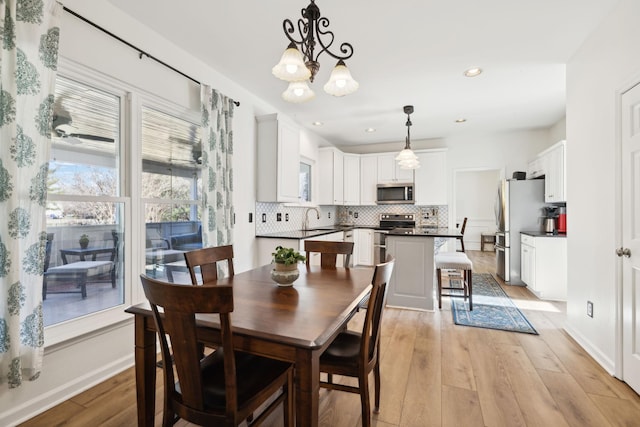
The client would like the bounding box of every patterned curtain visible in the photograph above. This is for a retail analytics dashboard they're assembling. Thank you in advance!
[200,85,234,276]
[0,0,61,389]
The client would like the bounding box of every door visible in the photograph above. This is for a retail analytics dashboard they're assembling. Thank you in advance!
[621,81,640,394]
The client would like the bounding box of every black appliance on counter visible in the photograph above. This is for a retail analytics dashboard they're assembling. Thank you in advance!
[373,213,416,264]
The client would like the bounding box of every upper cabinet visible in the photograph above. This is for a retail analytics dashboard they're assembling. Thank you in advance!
[544,141,565,203]
[360,155,378,205]
[377,153,414,183]
[343,154,361,205]
[319,147,344,205]
[256,114,301,203]
[414,149,447,205]
[528,140,565,203]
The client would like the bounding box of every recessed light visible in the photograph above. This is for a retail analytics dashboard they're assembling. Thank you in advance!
[312,121,323,126]
[365,128,376,133]
[464,67,482,77]
[455,118,467,123]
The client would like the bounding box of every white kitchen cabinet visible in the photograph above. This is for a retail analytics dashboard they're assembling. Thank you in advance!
[527,156,545,179]
[319,147,344,205]
[359,155,378,205]
[544,141,565,203]
[377,153,414,183]
[256,114,300,203]
[354,229,374,266]
[520,233,566,301]
[343,154,361,205]
[414,149,447,205]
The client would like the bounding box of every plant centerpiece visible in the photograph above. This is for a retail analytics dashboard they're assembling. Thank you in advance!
[271,246,306,286]
[79,234,90,249]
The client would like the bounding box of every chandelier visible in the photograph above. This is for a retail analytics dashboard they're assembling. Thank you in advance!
[272,0,358,103]
[396,105,420,170]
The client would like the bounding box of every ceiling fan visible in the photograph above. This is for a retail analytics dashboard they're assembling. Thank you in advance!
[51,99,115,143]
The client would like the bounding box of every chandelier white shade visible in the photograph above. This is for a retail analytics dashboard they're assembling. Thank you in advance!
[282,81,316,103]
[323,60,359,96]
[272,42,312,82]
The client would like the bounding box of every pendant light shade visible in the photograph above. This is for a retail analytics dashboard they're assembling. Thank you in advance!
[282,81,316,103]
[272,42,312,82]
[324,60,359,96]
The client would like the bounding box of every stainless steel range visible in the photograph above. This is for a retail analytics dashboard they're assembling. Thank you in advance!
[373,214,416,263]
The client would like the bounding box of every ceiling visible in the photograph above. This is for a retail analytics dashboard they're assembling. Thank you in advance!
[106,0,619,149]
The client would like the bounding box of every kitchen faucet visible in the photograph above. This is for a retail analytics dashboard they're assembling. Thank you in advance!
[302,207,320,231]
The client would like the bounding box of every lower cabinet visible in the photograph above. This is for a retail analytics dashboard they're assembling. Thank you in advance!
[257,238,299,267]
[354,229,374,266]
[520,233,567,301]
[300,232,345,266]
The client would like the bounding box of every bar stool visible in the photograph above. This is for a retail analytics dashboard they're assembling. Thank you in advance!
[435,252,473,310]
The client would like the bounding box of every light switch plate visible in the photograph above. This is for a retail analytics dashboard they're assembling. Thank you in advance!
[587,301,593,318]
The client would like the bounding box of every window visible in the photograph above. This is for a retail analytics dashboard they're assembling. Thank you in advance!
[300,161,312,202]
[46,75,125,327]
[141,105,202,284]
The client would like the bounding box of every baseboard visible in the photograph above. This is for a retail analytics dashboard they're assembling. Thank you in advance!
[563,323,616,376]
[2,354,134,426]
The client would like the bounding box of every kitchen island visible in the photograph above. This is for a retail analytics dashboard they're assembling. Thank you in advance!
[385,228,462,311]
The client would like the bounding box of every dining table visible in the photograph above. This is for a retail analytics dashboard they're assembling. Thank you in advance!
[125,263,374,427]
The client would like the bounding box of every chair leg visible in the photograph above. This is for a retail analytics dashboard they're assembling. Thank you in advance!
[283,369,294,427]
[436,268,443,309]
[359,370,371,427]
[468,269,473,311]
[373,356,381,413]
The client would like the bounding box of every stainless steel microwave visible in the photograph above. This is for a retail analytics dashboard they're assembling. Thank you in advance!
[376,183,414,204]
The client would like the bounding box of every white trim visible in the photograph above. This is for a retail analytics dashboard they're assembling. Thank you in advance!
[564,324,615,375]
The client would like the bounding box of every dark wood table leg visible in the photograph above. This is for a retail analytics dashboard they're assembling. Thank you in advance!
[134,314,157,427]
[295,349,320,427]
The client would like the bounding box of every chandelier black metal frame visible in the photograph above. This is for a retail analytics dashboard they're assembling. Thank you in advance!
[281,0,354,82]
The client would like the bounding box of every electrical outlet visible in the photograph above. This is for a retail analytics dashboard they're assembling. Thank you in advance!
[285,213,289,221]
[354,212,358,218]
[277,213,282,222]
[261,213,266,223]
[328,212,331,219]
[587,301,594,318]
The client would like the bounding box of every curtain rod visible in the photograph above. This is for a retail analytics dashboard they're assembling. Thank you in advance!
[63,6,240,107]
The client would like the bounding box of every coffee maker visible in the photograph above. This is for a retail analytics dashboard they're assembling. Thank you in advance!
[543,206,558,234]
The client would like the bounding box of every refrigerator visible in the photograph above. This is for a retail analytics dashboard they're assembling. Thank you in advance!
[495,179,546,285]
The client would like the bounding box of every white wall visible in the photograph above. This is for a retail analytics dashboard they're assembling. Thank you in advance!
[564,0,640,373]
[0,1,288,424]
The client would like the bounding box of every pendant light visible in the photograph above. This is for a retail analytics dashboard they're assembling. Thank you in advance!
[396,105,420,170]
[272,1,358,102]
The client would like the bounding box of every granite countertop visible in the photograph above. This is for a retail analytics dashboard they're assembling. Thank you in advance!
[521,230,567,238]
[256,226,461,240]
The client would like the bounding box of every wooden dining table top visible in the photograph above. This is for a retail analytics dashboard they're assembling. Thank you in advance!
[127,263,374,349]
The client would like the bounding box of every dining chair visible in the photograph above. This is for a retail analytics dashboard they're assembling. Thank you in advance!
[319,255,395,427]
[183,244,235,284]
[139,274,294,427]
[304,240,354,269]
[457,217,468,252]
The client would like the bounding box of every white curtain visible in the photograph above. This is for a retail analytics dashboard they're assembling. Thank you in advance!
[200,85,234,275]
[0,0,61,388]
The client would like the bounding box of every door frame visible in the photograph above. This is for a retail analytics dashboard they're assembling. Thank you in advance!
[451,167,505,252]
[614,74,640,380]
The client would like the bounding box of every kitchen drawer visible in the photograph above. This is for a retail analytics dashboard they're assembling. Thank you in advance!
[521,233,534,246]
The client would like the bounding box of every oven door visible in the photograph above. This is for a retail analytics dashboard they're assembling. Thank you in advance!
[373,230,388,265]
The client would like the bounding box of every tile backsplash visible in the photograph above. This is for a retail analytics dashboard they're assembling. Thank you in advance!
[255,203,448,234]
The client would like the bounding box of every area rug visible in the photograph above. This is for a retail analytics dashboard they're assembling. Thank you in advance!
[450,273,538,334]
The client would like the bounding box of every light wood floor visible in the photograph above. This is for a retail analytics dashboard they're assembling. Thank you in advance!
[20,251,640,426]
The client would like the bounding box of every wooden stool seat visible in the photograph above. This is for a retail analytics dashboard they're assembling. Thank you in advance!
[435,252,473,310]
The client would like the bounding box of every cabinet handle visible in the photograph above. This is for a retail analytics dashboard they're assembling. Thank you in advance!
[616,247,631,258]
